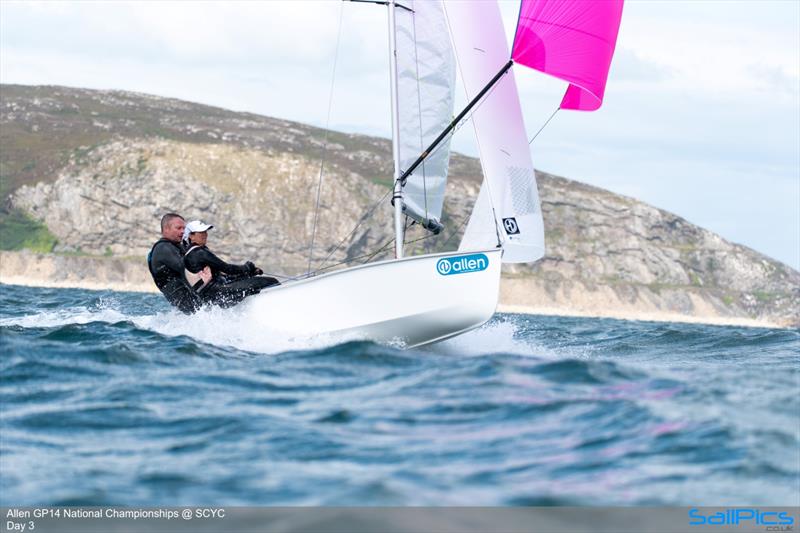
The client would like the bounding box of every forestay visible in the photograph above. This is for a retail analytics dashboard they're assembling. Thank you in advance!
[393,0,456,231]
[446,0,546,263]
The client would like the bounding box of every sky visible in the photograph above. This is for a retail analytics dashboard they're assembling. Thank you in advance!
[1,0,798,269]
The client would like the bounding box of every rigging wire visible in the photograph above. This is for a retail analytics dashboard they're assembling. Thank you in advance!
[529,106,559,145]
[437,213,471,250]
[303,5,556,280]
[276,4,559,283]
[314,188,393,272]
[276,183,471,282]
[316,225,439,275]
[311,67,506,275]
[305,5,512,278]
[306,1,345,276]
[263,223,435,281]
[311,206,472,277]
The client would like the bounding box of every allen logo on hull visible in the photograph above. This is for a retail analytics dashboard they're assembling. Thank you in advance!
[436,254,489,276]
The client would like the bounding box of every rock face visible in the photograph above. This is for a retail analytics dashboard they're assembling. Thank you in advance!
[525,175,799,324]
[12,138,393,274]
[2,84,798,327]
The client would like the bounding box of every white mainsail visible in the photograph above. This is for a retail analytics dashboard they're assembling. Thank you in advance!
[393,0,456,231]
[445,0,546,263]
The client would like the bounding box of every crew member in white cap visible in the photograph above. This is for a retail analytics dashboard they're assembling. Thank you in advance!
[182,220,279,308]
[147,212,211,314]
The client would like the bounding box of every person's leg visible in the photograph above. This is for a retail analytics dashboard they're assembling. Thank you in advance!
[206,277,279,308]
[163,280,201,314]
[250,276,280,290]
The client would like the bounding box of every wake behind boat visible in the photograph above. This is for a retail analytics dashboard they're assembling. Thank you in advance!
[228,0,623,347]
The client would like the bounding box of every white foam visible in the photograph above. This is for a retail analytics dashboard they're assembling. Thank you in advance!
[431,314,604,360]
[433,317,552,358]
[3,298,578,358]
[1,299,362,355]
[0,306,129,329]
[131,304,359,354]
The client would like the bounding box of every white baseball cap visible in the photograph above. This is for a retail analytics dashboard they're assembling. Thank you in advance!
[182,220,214,242]
[185,220,214,233]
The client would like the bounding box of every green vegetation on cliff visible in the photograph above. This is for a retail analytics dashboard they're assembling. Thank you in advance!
[0,209,57,252]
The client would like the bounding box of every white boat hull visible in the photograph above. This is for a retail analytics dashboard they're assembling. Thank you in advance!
[241,249,502,348]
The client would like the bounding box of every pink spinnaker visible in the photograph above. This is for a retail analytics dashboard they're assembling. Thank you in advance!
[512,0,624,111]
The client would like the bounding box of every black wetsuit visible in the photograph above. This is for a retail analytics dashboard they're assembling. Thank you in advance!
[183,245,279,308]
[147,238,202,314]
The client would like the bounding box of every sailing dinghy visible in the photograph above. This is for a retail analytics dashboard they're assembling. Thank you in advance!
[243,0,624,348]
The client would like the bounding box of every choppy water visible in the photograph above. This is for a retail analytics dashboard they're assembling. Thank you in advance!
[1,283,798,506]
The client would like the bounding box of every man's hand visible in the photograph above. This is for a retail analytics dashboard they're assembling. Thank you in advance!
[246,261,263,276]
[199,266,212,284]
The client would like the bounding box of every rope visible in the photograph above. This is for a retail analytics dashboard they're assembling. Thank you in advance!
[315,187,393,272]
[250,212,468,283]
[307,1,345,276]
[361,235,398,264]
[366,214,467,264]
[304,8,514,279]
[320,228,434,274]
[310,69,505,275]
[438,213,470,250]
[287,201,475,281]
[529,106,559,145]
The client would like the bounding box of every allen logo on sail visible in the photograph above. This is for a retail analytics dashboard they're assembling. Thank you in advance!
[436,254,489,276]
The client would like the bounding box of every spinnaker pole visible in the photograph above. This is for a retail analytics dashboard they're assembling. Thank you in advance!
[387,0,405,259]
[399,59,513,186]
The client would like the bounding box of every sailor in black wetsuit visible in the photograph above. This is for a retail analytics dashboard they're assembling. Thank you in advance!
[147,213,211,314]
[182,220,279,308]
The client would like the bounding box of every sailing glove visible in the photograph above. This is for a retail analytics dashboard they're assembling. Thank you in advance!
[245,261,263,276]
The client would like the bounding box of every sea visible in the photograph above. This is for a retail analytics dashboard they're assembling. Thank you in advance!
[1,283,798,507]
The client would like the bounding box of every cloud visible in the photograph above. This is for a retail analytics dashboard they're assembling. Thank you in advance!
[610,49,674,83]
[0,1,385,70]
[747,63,800,97]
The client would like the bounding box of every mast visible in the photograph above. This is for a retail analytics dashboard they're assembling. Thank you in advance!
[387,0,404,259]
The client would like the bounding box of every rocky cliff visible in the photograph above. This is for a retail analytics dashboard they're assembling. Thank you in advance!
[2,84,798,327]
